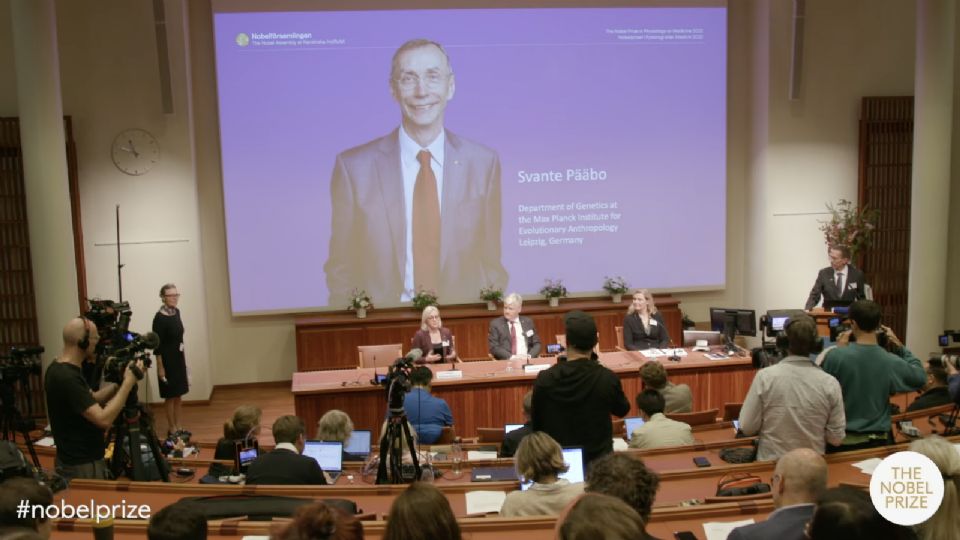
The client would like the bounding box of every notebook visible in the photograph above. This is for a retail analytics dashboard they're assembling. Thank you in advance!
[624,417,645,439]
[521,447,584,491]
[303,440,343,483]
[344,430,371,458]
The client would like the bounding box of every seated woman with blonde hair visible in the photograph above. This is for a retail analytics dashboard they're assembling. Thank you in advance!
[210,404,261,475]
[316,409,363,462]
[410,305,458,363]
[500,431,584,516]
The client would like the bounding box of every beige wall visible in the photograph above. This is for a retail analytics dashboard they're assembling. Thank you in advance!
[1,0,952,394]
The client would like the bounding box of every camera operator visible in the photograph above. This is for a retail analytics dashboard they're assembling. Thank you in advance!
[907,357,955,411]
[821,301,925,453]
[44,317,143,481]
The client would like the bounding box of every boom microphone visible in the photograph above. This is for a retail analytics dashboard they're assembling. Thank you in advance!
[405,348,424,363]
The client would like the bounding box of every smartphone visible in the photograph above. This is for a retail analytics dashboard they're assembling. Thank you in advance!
[693,456,710,468]
[732,419,740,434]
[546,343,565,354]
[234,440,260,474]
[674,532,698,540]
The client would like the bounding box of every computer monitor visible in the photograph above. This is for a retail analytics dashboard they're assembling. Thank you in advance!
[303,441,343,473]
[709,307,757,342]
[521,447,584,490]
[766,309,806,333]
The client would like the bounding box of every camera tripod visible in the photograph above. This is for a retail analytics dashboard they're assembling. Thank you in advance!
[0,380,42,471]
[107,387,169,482]
[376,378,422,484]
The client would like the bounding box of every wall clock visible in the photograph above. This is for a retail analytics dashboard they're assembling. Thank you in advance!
[111,128,160,175]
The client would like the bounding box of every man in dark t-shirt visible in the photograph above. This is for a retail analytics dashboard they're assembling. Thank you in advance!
[44,317,142,481]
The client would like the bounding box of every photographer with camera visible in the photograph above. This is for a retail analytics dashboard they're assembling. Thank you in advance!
[44,317,143,481]
[821,301,925,453]
[907,357,956,411]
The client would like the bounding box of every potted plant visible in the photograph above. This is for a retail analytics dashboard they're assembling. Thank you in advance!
[539,278,568,307]
[411,288,438,312]
[347,289,373,319]
[818,199,879,262]
[479,285,504,311]
[602,275,630,303]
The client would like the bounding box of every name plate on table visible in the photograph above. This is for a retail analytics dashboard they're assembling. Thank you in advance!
[523,364,550,374]
[436,370,463,380]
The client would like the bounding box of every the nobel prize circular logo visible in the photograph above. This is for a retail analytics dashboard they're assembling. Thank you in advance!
[236,33,250,47]
[869,451,944,525]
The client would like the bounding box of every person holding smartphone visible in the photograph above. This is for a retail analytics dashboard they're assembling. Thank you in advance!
[153,283,190,438]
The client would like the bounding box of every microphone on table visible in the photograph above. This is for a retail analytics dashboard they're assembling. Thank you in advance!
[667,339,681,362]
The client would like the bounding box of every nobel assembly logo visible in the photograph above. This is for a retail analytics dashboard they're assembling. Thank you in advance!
[236,33,250,47]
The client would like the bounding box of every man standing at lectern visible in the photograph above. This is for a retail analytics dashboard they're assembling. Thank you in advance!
[324,38,508,307]
[804,245,866,310]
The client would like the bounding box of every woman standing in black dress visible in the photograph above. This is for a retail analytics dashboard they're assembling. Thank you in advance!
[153,283,189,437]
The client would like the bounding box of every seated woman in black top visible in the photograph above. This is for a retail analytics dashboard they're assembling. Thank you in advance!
[410,306,458,363]
[210,404,261,475]
[622,289,670,351]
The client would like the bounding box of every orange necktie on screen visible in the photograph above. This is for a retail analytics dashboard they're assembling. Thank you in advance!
[413,150,440,292]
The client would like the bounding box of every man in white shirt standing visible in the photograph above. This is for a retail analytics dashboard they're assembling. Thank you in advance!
[739,315,846,461]
[488,293,542,360]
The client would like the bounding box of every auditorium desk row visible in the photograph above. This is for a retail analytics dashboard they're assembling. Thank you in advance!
[294,295,683,370]
[293,348,756,437]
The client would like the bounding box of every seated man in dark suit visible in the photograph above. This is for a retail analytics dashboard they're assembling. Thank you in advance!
[245,415,327,485]
[499,390,533,458]
[727,448,827,540]
[804,245,867,310]
[907,359,955,411]
[488,293,542,360]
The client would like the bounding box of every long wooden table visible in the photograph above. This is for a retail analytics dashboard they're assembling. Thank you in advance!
[295,295,682,370]
[293,349,756,438]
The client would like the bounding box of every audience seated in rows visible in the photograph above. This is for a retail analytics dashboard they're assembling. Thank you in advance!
[403,367,454,444]
[584,453,660,540]
[316,409,363,462]
[728,448,827,540]
[0,478,52,540]
[556,493,646,540]
[499,390,533,458]
[147,503,207,540]
[500,432,583,517]
[739,315,846,460]
[906,359,955,412]
[629,389,693,449]
[213,404,262,468]
[270,501,362,540]
[639,360,692,413]
[383,482,461,540]
[821,300,925,453]
[909,435,960,540]
[246,415,326,485]
[807,486,916,539]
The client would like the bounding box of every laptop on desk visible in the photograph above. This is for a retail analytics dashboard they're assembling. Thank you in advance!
[303,440,344,483]
[624,417,645,439]
[344,430,371,460]
[504,423,524,433]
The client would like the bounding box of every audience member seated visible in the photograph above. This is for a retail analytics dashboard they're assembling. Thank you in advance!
[270,501,362,540]
[214,404,262,463]
[500,432,584,516]
[316,409,362,462]
[402,367,454,444]
[500,390,533,458]
[638,360,692,413]
[728,448,827,540]
[909,436,960,540]
[629,389,693,449]
[585,453,660,540]
[807,486,917,539]
[739,315,845,460]
[556,493,646,540]
[383,482,462,540]
[623,289,670,351]
[147,503,207,540]
[907,359,955,412]
[947,358,960,402]
[246,415,326,485]
[488,293,542,360]
[410,306,458,363]
[821,301,925,452]
[0,478,53,540]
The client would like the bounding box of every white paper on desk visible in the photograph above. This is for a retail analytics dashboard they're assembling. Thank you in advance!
[35,437,55,447]
[852,457,883,475]
[612,438,629,451]
[467,450,498,461]
[702,519,755,540]
[640,348,665,358]
[661,348,688,357]
[465,490,507,515]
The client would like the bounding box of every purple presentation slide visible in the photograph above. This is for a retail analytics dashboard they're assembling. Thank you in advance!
[212,5,727,314]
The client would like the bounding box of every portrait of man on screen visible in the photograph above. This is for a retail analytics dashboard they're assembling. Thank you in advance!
[323,38,508,307]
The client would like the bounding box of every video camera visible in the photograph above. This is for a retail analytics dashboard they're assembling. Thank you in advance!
[84,299,156,384]
[381,350,420,413]
[938,330,960,348]
[0,347,43,384]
